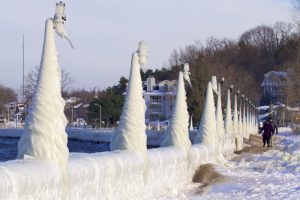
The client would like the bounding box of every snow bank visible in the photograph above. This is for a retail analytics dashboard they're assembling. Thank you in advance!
[0,144,217,199]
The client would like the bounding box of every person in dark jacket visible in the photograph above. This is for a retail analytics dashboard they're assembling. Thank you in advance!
[259,119,275,148]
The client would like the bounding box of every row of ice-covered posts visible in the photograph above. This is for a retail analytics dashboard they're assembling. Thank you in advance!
[110,41,260,160]
[193,75,259,155]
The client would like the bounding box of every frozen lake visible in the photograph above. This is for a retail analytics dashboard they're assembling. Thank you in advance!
[0,128,196,162]
[0,136,110,162]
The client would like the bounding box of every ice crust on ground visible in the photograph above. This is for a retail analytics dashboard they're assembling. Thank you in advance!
[17,19,69,175]
[194,82,217,147]
[110,43,147,162]
[161,72,191,154]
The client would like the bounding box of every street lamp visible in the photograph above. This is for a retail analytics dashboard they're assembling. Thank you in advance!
[95,103,102,129]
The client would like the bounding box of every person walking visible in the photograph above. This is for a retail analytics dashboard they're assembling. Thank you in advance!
[259,119,275,148]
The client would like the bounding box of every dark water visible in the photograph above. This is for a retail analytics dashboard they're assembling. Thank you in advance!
[0,137,110,162]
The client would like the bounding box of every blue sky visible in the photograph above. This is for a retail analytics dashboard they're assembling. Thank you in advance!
[0,0,293,92]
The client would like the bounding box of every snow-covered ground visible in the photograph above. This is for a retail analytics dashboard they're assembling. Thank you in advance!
[156,129,300,200]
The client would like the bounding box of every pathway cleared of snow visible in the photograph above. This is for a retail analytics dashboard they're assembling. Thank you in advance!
[155,129,300,200]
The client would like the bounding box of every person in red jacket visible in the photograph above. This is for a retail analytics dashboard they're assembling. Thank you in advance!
[259,119,275,148]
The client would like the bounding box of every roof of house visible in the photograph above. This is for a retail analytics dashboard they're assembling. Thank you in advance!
[261,71,287,87]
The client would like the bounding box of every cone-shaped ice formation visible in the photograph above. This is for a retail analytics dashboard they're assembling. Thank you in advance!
[225,90,233,153]
[189,114,194,131]
[161,72,191,153]
[194,82,217,150]
[110,41,147,161]
[242,103,247,139]
[17,19,69,174]
[237,97,244,150]
[246,105,250,139]
[216,84,225,155]
[233,95,238,139]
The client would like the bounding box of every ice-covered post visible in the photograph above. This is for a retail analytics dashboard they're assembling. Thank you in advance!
[252,104,256,133]
[233,91,239,150]
[189,114,193,131]
[193,82,217,154]
[110,41,148,162]
[224,86,233,154]
[161,71,191,154]
[235,90,243,151]
[245,98,250,139]
[242,95,247,139]
[17,2,71,176]
[216,82,225,157]
[238,93,244,148]
[249,101,252,134]
[254,107,258,134]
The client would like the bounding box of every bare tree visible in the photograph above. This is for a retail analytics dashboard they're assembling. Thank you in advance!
[0,84,17,115]
[24,66,75,103]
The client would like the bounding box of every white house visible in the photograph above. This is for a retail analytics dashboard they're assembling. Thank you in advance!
[143,76,177,123]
